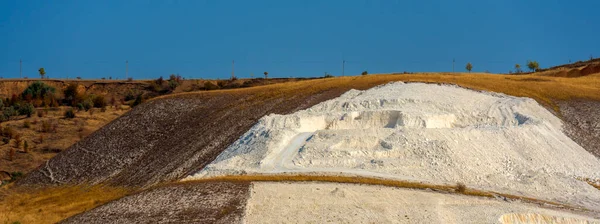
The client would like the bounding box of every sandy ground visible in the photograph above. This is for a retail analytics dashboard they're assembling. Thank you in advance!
[189,82,600,210]
[245,182,600,224]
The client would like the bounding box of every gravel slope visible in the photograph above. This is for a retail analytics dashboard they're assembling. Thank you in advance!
[18,87,351,187]
[558,100,600,157]
[62,181,251,224]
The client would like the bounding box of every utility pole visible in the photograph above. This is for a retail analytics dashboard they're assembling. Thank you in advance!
[19,59,22,78]
[231,60,235,79]
[453,58,455,73]
[342,60,345,76]
[125,60,129,79]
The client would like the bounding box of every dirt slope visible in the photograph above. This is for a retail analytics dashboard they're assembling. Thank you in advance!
[62,181,250,224]
[18,83,351,187]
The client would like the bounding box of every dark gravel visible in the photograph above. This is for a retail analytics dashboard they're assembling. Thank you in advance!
[61,181,250,224]
[18,86,352,187]
[558,100,600,158]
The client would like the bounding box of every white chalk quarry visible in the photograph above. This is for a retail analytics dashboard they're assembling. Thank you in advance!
[185,82,600,210]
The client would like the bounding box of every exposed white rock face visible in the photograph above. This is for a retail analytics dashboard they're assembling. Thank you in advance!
[186,82,600,210]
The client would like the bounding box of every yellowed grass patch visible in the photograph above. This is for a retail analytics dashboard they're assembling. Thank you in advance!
[0,185,131,224]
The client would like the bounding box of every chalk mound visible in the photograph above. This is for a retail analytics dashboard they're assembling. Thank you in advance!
[186,82,600,209]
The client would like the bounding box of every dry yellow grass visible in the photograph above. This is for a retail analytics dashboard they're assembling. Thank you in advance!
[162,73,600,113]
[0,184,131,224]
[1,106,129,176]
[185,174,577,210]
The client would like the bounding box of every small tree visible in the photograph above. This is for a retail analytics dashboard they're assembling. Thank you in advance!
[465,62,473,73]
[527,60,539,72]
[38,68,46,79]
[515,64,521,73]
[361,71,368,76]
[264,72,268,79]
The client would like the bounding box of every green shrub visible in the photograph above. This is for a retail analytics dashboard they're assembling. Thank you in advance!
[131,94,143,107]
[19,103,35,117]
[361,71,368,76]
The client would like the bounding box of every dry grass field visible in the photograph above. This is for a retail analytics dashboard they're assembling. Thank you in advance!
[1,106,129,177]
[0,185,131,224]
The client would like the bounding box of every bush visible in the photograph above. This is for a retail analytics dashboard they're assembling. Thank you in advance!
[82,98,93,111]
[2,137,9,144]
[64,108,76,118]
[204,82,220,90]
[92,95,107,108]
[361,71,368,76]
[456,182,466,193]
[19,103,35,117]
[124,91,136,101]
[63,83,79,106]
[131,94,143,107]
[21,81,56,101]
[324,73,334,78]
[37,109,44,118]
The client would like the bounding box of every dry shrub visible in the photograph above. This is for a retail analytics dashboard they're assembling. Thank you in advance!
[456,182,467,193]
[37,109,44,118]
[23,120,31,129]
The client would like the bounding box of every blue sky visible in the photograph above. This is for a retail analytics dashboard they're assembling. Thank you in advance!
[1,0,599,79]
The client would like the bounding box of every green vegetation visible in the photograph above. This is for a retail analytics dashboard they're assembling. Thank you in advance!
[527,60,540,72]
[465,62,473,72]
[38,67,46,79]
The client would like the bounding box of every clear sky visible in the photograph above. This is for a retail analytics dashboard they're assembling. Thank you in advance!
[1,0,599,79]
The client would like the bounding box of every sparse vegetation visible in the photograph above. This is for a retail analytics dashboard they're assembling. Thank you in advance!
[465,62,473,73]
[38,67,46,79]
[527,60,540,72]
[64,108,76,118]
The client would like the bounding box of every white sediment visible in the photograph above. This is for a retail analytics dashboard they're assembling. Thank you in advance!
[185,82,600,209]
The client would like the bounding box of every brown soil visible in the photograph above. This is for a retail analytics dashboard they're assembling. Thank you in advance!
[558,100,600,158]
[580,64,600,76]
[61,181,250,224]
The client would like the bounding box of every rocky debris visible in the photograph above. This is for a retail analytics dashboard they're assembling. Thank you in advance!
[558,100,600,158]
[62,181,250,224]
[18,85,353,187]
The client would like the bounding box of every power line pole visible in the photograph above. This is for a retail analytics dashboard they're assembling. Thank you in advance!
[20,59,22,78]
[125,60,129,79]
[452,58,455,73]
[231,60,235,79]
[342,60,345,76]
